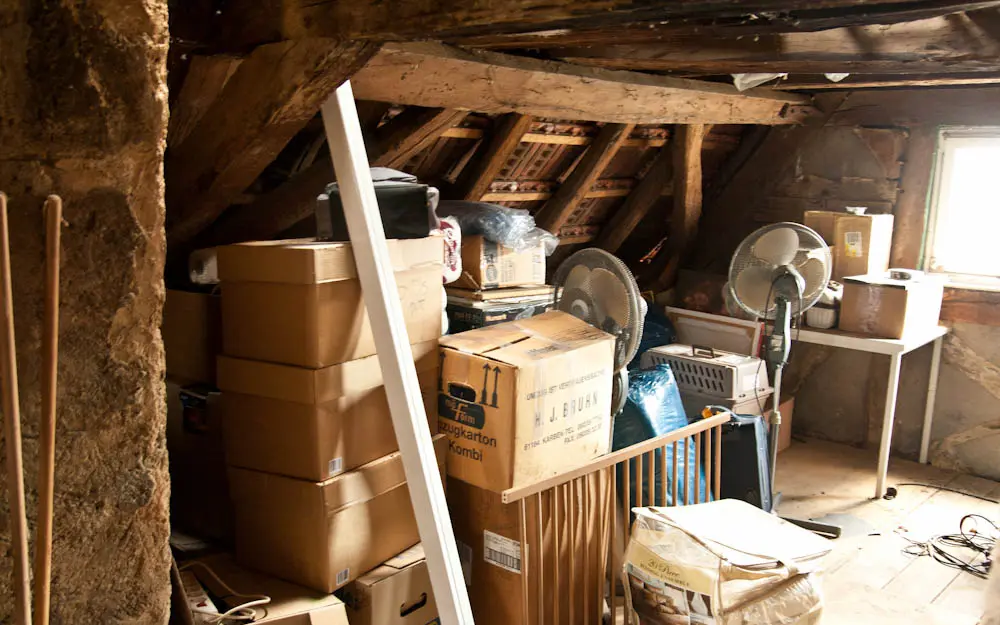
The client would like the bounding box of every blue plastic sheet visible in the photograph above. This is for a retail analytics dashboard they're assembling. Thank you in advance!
[612,364,709,507]
[627,307,677,371]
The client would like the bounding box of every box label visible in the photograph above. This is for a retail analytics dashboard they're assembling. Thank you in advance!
[438,394,487,429]
[336,568,350,587]
[328,457,343,477]
[483,530,521,574]
[844,231,863,258]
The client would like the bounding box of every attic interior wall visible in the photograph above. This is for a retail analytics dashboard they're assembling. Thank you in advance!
[683,122,1000,481]
[0,1,171,622]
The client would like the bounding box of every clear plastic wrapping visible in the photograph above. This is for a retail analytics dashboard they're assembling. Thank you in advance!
[437,201,557,255]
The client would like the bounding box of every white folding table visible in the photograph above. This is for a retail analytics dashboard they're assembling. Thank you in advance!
[792,325,949,499]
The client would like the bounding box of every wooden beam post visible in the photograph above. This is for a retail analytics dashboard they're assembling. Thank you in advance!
[320,82,474,624]
[597,146,673,253]
[372,107,469,168]
[168,55,243,147]
[166,39,377,246]
[891,125,939,268]
[535,123,634,233]
[453,113,533,200]
[659,124,708,289]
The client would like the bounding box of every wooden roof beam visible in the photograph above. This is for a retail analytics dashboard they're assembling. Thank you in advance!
[535,123,635,233]
[453,113,534,200]
[658,124,709,290]
[350,43,816,125]
[597,147,673,254]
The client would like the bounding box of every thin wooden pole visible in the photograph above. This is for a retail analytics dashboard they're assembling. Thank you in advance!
[695,431,702,504]
[601,468,612,625]
[633,457,641,510]
[320,82,473,624]
[0,192,32,625]
[582,478,590,625]
[703,430,712,503]
[520,499,530,625]
[684,437,691,505]
[645,451,654,506]
[609,462,618,622]
[714,426,722,500]
[536,492,544,625]
[671,442,678,507]
[567,483,576,625]
[659,447,668,505]
[34,195,61,625]
[623,459,631,542]
[553,487,561,625]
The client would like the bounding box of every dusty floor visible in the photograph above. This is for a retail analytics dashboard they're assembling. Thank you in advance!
[777,438,999,625]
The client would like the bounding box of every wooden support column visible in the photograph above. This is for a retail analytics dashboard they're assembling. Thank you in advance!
[454,113,533,200]
[372,107,468,168]
[597,146,672,253]
[659,124,708,289]
[535,122,634,233]
[204,105,466,245]
[166,39,377,246]
[891,125,938,268]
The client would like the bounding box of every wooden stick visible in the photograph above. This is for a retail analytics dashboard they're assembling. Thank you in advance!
[34,195,61,625]
[0,192,32,625]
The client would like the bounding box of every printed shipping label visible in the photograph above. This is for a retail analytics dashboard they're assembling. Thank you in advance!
[328,457,343,477]
[335,568,350,587]
[483,530,521,574]
[844,231,863,258]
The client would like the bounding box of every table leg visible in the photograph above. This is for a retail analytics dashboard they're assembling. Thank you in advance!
[875,353,903,499]
[919,336,944,464]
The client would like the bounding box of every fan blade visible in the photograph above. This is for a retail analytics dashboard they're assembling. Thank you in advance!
[753,227,799,266]
[591,267,630,328]
[798,256,828,297]
[733,265,777,316]
[558,287,599,324]
[563,264,592,290]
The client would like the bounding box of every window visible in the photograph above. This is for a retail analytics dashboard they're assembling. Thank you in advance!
[924,127,1000,287]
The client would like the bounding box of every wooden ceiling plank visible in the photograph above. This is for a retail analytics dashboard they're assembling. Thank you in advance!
[350,43,815,125]
[166,39,377,246]
[597,146,673,253]
[535,122,635,233]
[777,72,1000,90]
[372,107,469,168]
[168,55,243,147]
[453,113,534,200]
[659,124,709,289]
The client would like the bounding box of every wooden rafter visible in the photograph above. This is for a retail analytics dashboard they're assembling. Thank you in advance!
[168,55,243,146]
[372,107,469,168]
[776,71,1000,90]
[453,113,533,200]
[658,124,708,289]
[535,123,635,233]
[554,13,1000,75]
[202,104,469,246]
[350,43,815,125]
[821,86,1000,126]
[890,126,938,268]
[597,147,673,254]
[167,39,377,246]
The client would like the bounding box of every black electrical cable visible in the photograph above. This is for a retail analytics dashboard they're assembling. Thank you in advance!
[900,514,998,579]
[890,482,999,504]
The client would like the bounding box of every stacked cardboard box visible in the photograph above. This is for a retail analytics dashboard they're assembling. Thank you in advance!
[437,311,617,624]
[215,237,447,593]
[445,235,552,331]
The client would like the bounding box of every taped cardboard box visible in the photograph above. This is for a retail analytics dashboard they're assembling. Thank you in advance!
[218,237,443,368]
[167,381,233,543]
[218,340,439,481]
[453,235,545,290]
[832,214,893,280]
[337,544,439,625]
[447,475,607,625]
[185,554,350,624]
[164,290,221,384]
[229,435,447,593]
[839,273,944,339]
[438,311,615,492]
[802,210,837,244]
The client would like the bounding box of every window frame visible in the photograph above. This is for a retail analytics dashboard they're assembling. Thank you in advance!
[923,126,1000,290]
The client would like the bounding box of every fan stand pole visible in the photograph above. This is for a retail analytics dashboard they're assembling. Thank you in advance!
[768,364,783,498]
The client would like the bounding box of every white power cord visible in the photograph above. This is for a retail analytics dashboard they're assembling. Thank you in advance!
[179,561,271,623]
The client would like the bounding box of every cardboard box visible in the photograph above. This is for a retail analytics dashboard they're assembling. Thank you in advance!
[803,210,838,244]
[446,296,553,333]
[338,544,439,625]
[453,236,545,290]
[218,341,440,481]
[218,237,443,368]
[167,380,233,543]
[187,554,350,624]
[832,214,894,280]
[438,311,614,492]
[447,476,605,625]
[228,435,448,593]
[839,273,944,339]
[164,290,221,384]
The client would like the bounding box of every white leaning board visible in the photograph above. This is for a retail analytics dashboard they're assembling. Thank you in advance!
[321,82,474,625]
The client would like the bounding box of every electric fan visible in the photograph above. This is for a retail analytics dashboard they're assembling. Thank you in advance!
[552,249,646,416]
[728,223,837,533]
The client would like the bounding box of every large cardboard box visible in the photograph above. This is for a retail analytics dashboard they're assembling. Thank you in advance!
[218,237,443,368]
[446,296,553,333]
[447,476,606,625]
[803,210,837,244]
[228,436,448,593]
[338,544,439,625]
[186,554,350,624]
[832,214,894,280]
[218,340,439,481]
[166,380,233,543]
[453,236,545,290]
[438,311,614,492]
[164,290,222,384]
[839,273,944,339]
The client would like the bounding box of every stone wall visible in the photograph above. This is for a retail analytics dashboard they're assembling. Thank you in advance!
[0,1,171,622]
